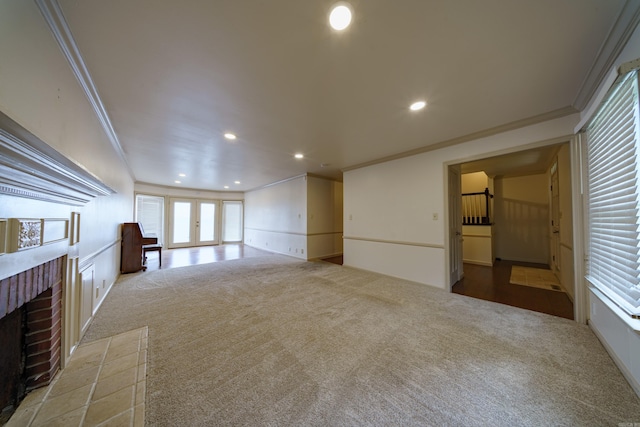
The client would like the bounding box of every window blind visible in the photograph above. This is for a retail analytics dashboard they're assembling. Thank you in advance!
[585,70,640,317]
[135,194,165,245]
[222,201,243,242]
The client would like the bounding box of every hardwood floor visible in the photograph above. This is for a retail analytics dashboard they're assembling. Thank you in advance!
[322,255,344,265]
[452,260,574,319]
[142,244,273,272]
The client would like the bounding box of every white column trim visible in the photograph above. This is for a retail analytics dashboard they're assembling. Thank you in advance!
[0,112,115,205]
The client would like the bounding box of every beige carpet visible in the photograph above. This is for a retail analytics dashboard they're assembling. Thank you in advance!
[82,255,640,426]
[510,266,564,292]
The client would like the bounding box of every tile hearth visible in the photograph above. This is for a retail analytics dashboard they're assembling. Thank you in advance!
[7,327,148,427]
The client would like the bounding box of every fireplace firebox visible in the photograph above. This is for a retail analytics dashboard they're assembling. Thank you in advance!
[0,257,64,420]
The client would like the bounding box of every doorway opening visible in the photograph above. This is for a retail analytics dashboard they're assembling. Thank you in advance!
[448,142,575,318]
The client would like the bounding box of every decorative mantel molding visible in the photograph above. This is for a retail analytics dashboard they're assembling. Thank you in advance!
[0,111,115,205]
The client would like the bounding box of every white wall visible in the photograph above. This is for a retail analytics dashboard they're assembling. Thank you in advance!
[493,173,549,264]
[589,289,640,396]
[244,176,308,258]
[0,0,134,351]
[344,114,576,289]
[462,225,493,266]
[461,172,489,193]
[244,175,343,260]
[0,1,134,253]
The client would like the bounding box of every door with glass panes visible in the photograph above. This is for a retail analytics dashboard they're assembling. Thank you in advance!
[168,198,219,248]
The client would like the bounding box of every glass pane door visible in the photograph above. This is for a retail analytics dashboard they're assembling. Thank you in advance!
[169,198,220,248]
[169,199,195,248]
[197,201,218,246]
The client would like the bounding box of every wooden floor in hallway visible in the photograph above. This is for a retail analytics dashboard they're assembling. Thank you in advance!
[452,260,574,320]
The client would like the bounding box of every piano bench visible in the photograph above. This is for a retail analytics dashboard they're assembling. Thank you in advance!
[142,244,162,267]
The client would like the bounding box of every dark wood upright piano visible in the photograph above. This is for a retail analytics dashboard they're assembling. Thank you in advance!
[121,222,159,273]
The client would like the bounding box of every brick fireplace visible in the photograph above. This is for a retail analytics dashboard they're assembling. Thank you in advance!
[0,106,115,420]
[0,256,64,416]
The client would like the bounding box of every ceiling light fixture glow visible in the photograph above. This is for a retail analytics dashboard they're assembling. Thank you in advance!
[224,133,237,140]
[175,180,181,184]
[224,185,229,189]
[295,153,304,159]
[178,173,186,177]
[329,3,352,31]
[410,100,427,111]
[234,181,241,184]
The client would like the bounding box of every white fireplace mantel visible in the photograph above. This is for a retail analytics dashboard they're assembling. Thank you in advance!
[0,111,115,206]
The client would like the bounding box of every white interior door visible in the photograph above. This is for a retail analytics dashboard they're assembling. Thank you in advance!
[550,159,560,273]
[449,165,463,286]
[169,198,219,248]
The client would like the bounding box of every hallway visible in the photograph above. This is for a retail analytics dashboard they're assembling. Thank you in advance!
[452,260,574,319]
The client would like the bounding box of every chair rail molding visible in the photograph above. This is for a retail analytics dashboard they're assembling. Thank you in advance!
[0,111,115,205]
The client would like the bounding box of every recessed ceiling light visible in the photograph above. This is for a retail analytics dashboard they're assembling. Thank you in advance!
[234,181,241,184]
[175,180,181,184]
[410,100,427,111]
[224,185,229,189]
[295,153,304,159]
[224,133,237,140]
[178,173,186,177]
[329,3,352,31]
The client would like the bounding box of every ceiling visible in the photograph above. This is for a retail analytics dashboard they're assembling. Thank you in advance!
[460,144,562,178]
[55,0,629,191]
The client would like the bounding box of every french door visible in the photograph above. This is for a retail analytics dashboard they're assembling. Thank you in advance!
[168,198,219,248]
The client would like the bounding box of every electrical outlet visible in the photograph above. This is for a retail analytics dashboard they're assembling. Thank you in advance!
[432,213,438,220]
[349,214,353,220]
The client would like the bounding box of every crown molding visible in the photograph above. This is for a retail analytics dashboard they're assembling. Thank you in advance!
[343,106,577,173]
[0,111,115,205]
[34,0,135,180]
[573,0,640,111]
